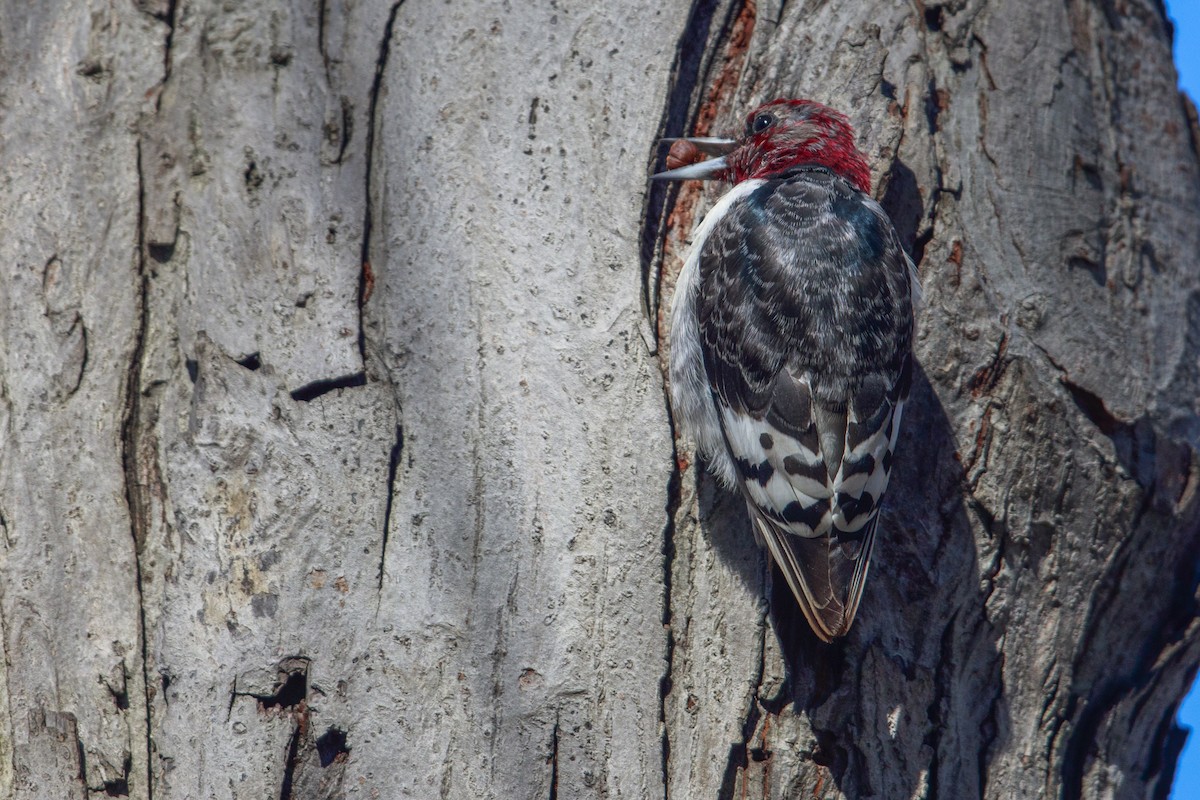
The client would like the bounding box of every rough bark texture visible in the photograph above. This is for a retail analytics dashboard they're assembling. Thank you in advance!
[0,1,1196,799]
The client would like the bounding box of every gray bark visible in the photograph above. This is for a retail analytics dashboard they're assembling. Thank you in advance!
[0,1,1196,799]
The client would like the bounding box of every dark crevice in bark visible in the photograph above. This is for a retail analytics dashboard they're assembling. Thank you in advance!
[717,619,768,800]
[72,724,88,793]
[102,756,132,797]
[924,611,957,800]
[162,0,178,74]
[229,659,309,704]
[358,1,405,363]
[317,0,329,74]
[124,139,156,800]
[253,669,309,712]
[638,0,732,345]
[658,430,682,798]
[1060,376,1124,436]
[336,98,354,167]
[378,425,404,590]
[226,680,238,722]
[963,402,995,489]
[138,0,178,103]
[235,352,262,371]
[924,77,944,134]
[968,331,1010,398]
[146,242,175,263]
[1032,338,1163,490]
[289,372,367,402]
[1072,489,1155,670]
[1061,510,1200,799]
[278,722,302,800]
[107,673,130,712]
[124,8,180,791]
[546,717,560,800]
[910,223,935,273]
[717,698,761,800]
[642,3,753,788]
[810,726,849,779]
[773,0,791,26]
[924,5,944,32]
[976,653,1004,799]
[70,318,89,401]
[980,499,1005,600]
[1057,373,1159,490]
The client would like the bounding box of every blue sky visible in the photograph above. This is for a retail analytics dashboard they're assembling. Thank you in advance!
[1169,0,1200,104]
[1165,3,1198,797]
[1179,682,1200,800]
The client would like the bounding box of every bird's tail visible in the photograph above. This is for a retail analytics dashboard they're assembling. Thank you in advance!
[750,508,878,642]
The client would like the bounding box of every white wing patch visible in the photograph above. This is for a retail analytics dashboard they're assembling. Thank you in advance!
[719,388,901,542]
[720,406,831,537]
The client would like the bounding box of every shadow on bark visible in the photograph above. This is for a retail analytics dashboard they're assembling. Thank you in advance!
[703,359,1004,799]
[788,361,997,800]
[695,471,765,590]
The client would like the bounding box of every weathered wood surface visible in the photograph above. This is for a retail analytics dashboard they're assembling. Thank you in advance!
[0,0,1196,798]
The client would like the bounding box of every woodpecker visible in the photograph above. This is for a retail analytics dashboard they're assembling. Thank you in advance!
[654,99,916,642]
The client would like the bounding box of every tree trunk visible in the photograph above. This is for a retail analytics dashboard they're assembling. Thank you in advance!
[0,0,1196,798]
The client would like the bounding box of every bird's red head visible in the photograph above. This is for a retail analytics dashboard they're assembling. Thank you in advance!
[654,99,872,195]
[727,99,871,192]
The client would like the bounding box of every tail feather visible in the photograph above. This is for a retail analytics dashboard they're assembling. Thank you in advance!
[751,508,878,642]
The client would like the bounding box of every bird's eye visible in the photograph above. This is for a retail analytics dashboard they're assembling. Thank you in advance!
[752,113,775,134]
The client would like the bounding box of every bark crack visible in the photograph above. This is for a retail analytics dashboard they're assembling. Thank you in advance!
[317,0,329,77]
[547,717,560,800]
[122,9,180,793]
[159,0,178,86]
[976,651,1005,799]
[717,608,768,800]
[1060,559,1199,798]
[640,0,749,351]
[134,0,178,93]
[645,5,758,791]
[717,696,762,800]
[97,755,133,797]
[377,425,404,591]
[358,0,405,363]
[278,721,303,800]
[967,331,1010,399]
[1058,376,1125,437]
[123,137,156,800]
[1028,338,1160,491]
[923,611,957,800]
[658,429,681,799]
[640,0,717,321]
[288,371,367,402]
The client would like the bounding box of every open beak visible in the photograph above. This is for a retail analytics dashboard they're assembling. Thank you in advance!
[651,137,737,181]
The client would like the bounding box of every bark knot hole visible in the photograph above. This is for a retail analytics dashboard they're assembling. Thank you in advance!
[258,662,309,712]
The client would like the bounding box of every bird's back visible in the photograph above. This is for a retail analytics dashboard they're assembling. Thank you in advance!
[680,166,916,640]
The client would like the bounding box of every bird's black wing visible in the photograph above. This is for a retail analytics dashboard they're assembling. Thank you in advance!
[695,167,915,641]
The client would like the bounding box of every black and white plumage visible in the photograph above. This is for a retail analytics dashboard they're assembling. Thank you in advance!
[656,100,917,641]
